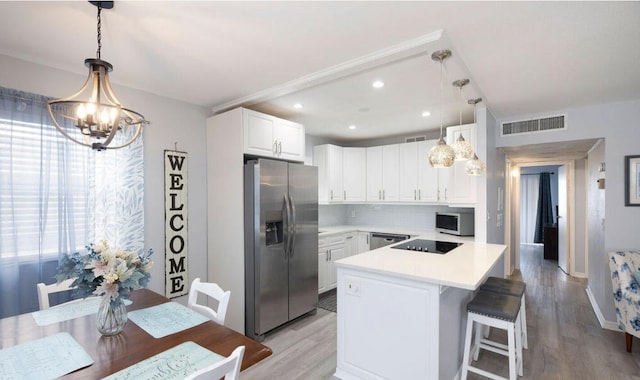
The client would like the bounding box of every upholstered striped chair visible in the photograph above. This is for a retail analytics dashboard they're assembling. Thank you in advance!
[608,250,640,352]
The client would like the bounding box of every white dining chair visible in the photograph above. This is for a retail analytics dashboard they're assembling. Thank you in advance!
[188,277,231,325]
[36,278,76,310]
[184,345,245,380]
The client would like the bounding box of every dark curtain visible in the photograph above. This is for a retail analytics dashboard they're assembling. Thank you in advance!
[534,172,554,243]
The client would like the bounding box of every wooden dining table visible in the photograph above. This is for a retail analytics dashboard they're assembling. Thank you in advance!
[0,288,272,378]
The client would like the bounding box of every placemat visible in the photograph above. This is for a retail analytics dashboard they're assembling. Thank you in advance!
[32,298,132,326]
[0,332,94,380]
[127,301,209,338]
[102,341,223,380]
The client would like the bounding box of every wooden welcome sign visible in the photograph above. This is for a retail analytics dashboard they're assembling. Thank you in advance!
[164,150,188,298]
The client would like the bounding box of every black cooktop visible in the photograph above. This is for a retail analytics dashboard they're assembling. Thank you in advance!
[390,239,462,254]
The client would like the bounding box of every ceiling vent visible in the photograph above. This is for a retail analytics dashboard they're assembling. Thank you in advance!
[501,115,566,136]
[405,135,427,143]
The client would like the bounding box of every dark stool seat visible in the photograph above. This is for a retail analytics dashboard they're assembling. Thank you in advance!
[467,290,521,322]
[480,277,525,297]
[480,277,529,350]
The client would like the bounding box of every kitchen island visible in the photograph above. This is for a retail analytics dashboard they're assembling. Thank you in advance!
[334,233,506,380]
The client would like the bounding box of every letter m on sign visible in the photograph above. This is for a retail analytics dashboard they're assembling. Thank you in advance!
[164,150,188,298]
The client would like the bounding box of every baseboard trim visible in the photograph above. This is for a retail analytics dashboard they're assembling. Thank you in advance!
[585,286,619,331]
[573,271,588,279]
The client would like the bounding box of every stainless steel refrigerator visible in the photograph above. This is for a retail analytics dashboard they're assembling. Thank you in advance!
[244,158,318,341]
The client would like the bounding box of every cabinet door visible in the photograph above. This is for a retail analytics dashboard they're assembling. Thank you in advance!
[438,167,450,203]
[343,148,366,202]
[447,124,477,205]
[357,232,370,253]
[366,147,383,201]
[314,144,343,203]
[327,245,346,289]
[399,142,419,202]
[276,119,305,162]
[381,144,400,201]
[243,110,276,157]
[344,232,357,257]
[318,250,328,293]
[417,140,439,202]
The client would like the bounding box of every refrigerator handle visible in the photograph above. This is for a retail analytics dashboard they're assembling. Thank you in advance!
[289,194,297,258]
[283,194,291,259]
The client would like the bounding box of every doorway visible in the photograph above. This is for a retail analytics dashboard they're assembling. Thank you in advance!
[506,160,575,276]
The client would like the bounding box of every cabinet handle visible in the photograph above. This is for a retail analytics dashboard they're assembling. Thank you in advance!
[278,141,282,155]
[273,141,277,154]
[383,189,386,200]
[445,188,448,200]
[414,189,417,200]
[346,236,353,239]
[328,249,331,261]
[367,235,369,244]
[418,189,421,200]
[330,190,333,200]
[344,190,346,200]
[378,189,381,200]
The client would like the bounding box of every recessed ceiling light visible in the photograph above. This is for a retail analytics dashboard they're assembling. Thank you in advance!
[293,103,303,109]
[422,111,431,117]
[372,80,384,89]
[348,125,356,130]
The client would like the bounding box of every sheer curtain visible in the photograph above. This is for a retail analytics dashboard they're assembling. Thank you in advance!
[520,174,539,245]
[0,87,144,318]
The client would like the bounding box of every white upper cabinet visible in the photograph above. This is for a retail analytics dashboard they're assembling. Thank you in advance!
[366,145,399,202]
[342,148,366,202]
[399,142,419,202]
[399,140,445,203]
[417,140,440,203]
[314,144,343,203]
[446,123,477,205]
[243,109,305,162]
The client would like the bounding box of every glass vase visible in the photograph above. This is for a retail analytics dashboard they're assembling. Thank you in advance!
[96,296,128,336]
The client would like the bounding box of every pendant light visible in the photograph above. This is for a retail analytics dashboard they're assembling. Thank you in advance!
[465,98,485,176]
[451,78,474,161]
[47,1,146,151]
[428,50,455,168]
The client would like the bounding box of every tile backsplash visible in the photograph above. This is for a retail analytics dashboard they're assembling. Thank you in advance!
[320,204,473,230]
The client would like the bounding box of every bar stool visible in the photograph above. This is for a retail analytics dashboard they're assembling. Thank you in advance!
[462,290,523,380]
[480,277,528,349]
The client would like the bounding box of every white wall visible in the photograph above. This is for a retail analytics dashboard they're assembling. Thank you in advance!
[587,141,607,322]
[0,54,210,304]
[496,99,640,322]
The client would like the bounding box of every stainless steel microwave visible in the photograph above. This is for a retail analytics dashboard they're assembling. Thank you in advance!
[436,212,475,236]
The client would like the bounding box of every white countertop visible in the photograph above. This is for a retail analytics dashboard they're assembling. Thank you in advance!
[319,225,475,241]
[335,232,506,290]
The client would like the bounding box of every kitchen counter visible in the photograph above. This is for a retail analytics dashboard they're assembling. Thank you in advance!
[319,224,476,241]
[334,237,506,380]
[335,234,505,290]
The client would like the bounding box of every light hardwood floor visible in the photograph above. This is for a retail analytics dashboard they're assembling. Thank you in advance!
[242,245,640,379]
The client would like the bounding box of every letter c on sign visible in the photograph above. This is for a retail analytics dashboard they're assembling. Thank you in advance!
[169,214,184,231]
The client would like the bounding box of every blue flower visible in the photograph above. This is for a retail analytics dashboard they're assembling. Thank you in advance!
[630,317,640,331]
[622,263,631,272]
[627,281,639,294]
[614,289,623,302]
[613,271,620,280]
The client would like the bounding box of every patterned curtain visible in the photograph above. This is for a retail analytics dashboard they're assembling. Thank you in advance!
[0,86,144,317]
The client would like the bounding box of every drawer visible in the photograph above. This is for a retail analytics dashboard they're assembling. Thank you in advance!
[319,234,345,248]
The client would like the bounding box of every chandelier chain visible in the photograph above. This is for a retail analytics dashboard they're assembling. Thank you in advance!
[439,55,443,137]
[96,3,102,59]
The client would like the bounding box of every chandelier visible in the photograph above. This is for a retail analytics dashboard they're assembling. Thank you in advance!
[451,78,474,161]
[47,1,146,151]
[465,98,486,176]
[428,50,455,168]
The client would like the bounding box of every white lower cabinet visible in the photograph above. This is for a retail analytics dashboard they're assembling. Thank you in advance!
[357,232,370,253]
[318,234,346,293]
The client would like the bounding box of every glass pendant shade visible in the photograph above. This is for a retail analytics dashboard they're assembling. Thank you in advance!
[452,134,474,161]
[465,153,486,175]
[429,137,456,168]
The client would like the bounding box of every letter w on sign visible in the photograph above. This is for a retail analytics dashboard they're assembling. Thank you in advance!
[165,150,188,298]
